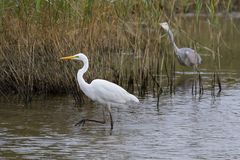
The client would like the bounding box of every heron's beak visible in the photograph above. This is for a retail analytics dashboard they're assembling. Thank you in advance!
[60,55,76,60]
[159,22,168,28]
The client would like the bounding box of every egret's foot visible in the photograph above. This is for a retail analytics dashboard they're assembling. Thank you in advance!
[74,119,106,127]
[75,119,86,127]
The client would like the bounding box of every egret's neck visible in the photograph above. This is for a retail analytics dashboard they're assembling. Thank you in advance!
[77,58,90,95]
[167,29,179,53]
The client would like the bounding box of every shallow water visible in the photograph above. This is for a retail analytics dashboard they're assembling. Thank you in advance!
[1,18,240,159]
[0,80,240,159]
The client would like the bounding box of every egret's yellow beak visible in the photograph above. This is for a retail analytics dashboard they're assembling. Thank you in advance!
[60,55,76,60]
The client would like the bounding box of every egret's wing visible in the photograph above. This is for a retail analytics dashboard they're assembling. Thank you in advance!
[90,79,132,104]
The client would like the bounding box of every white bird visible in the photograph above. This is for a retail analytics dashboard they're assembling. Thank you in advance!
[61,53,139,130]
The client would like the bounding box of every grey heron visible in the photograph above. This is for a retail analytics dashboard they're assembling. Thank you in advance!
[160,22,202,70]
[160,22,203,93]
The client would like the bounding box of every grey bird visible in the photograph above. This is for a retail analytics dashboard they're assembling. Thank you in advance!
[160,22,202,70]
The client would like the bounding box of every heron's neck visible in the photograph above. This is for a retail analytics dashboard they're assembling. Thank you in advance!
[167,29,179,53]
[77,58,90,94]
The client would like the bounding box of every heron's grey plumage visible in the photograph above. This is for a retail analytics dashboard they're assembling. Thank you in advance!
[160,22,202,68]
[177,48,202,67]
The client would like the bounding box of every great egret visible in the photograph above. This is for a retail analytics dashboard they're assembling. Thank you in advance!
[160,22,202,69]
[61,53,139,130]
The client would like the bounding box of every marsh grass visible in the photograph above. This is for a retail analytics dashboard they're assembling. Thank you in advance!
[0,0,237,103]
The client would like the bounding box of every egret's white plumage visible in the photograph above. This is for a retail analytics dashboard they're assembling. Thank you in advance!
[61,53,139,130]
[86,79,139,104]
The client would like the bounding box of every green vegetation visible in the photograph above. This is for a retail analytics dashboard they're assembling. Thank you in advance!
[0,0,238,103]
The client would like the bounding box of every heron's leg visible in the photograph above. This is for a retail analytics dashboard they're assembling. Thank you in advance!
[191,68,195,95]
[107,105,114,130]
[192,66,197,95]
[191,66,195,95]
[196,67,203,94]
[198,72,203,94]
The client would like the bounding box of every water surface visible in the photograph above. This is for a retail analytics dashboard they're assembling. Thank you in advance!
[0,81,240,160]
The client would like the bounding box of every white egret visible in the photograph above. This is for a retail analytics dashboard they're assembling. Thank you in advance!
[61,53,139,130]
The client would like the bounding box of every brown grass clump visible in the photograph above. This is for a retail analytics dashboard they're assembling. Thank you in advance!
[1,0,234,102]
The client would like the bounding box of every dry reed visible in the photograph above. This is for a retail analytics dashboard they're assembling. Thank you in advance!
[0,0,236,103]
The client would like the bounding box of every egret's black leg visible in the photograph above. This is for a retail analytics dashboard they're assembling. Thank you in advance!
[107,105,114,130]
[109,111,113,130]
[102,107,106,122]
